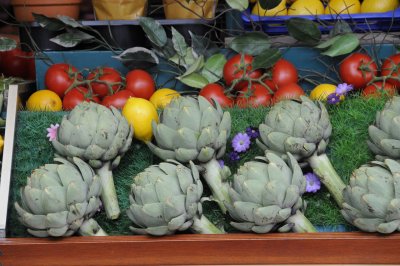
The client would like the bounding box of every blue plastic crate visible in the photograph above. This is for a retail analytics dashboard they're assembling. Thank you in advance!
[241,8,400,35]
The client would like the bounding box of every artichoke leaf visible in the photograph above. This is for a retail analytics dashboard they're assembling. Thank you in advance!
[131,204,165,227]
[233,201,260,222]
[276,208,292,223]
[42,186,68,213]
[253,205,281,225]
[366,171,394,198]
[138,184,159,205]
[168,214,187,231]
[241,179,263,203]
[378,109,397,134]
[162,107,181,131]
[175,148,198,162]
[72,157,96,185]
[362,194,390,218]
[197,146,215,162]
[380,139,400,158]
[283,185,301,208]
[145,226,172,236]
[177,104,202,132]
[284,137,316,158]
[27,229,50,238]
[354,217,384,232]
[23,187,45,214]
[163,195,186,221]
[200,107,221,129]
[57,119,75,144]
[57,164,83,186]
[185,184,201,213]
[174,127,198,150]
[368,125,390,147]
[146,141,176,161]
[66,180,88,205]
[230,221,254,232]
[386,198,400,221]
[176,164,195,192]
[197,126,217,149]
[377,220,400,234]
[46,211,68,228]
[264,132,291,154]
[251,224,276,233]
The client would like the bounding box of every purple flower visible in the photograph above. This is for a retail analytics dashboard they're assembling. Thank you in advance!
[229,151,240,162]
[245,126,259,139]
[218,159,225,168]
[327,93,341,105]
[46,123,59,141]
[335,83,353,95]
[305,172,321,193]
[232,132,251,153]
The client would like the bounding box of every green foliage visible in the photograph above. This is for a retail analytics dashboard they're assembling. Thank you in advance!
[286,18,322,46]
[7,95,389,236]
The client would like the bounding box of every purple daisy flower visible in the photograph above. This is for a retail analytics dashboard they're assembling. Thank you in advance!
[305,172,321,193]
[327,93,341,105]
[218,159,225,168]
[245,126,260,139]
[229,151,240,162]
[336,83,353,95]
[232,132,251,153]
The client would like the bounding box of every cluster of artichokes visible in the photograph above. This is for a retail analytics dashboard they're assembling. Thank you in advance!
[16,90,400,237]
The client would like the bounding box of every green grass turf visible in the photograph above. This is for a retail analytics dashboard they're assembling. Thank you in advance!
[6,95,388,237]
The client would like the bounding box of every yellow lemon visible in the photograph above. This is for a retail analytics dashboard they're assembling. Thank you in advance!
[149,88,180,110]
[26,90,62,111]
[122,97,159,142]
[0,135,3,154]
[361,0,399,13]
[251,0,287,16]
[309,84,344,101]
[288,0,325,15]
[325,0,361,15]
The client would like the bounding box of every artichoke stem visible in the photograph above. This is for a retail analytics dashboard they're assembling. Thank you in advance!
[96,161,120,220]
[191,215,225,234]
[79,218,108,236]
[308,153,345,207]
[287,211,317,233]
[201,159,231,214]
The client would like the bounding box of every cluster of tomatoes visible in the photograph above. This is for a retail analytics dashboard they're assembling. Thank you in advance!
[44,63,156,110]
[339,52,400,97]
[199,54,305,108]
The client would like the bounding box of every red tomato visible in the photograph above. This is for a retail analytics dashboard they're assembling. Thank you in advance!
[125,69,156,100]
[45,63,82,98]
[235,83,272,108]
[381,54,400,88]
[262,79,279,92]
[101,90,135,109]
[263,59,298,90]
[63,87,100,110]
[339,53,377,89]
[223,54,262,90]
[362,82,396,98]
[0,48,35,80]
[87,67,123,98]
[199,83,234,108]
[272,83,305,104]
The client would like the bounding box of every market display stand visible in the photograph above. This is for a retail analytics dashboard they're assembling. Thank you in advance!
[1,233,400,265]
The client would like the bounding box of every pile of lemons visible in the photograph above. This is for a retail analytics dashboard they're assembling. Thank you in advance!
[251,0,399,16]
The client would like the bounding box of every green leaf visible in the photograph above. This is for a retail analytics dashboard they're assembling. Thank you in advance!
[252,48,282,70]
[57,15,83,28]
[189,31,219,58]
[330,20,353,37]
[171,27,188,57]
[0,37,17,51]
[139,17,167,48]
[177,73,209,89]
[315,35,342,49]
[169,47,197,68]
[228,32,271,56]
[258,0,282,10]
[113,47,159,68]
[286,18,321,45]
[226,0,249,11]
[182,55,204,77]
[49,30,94,48]
[201,54,227,83]
[33,13,65,31]
[321,34,360,57]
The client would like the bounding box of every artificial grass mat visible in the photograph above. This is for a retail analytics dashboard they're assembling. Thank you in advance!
[6,95,388,237]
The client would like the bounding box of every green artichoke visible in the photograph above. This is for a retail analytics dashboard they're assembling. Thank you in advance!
[226,152,316,233]
[367,96,400,161]
[341,159,400,234]
[52,101,133,219]
[14,157,107,237]
[257,96,345,206]
[127,160,223,236]
[146,96,232,213]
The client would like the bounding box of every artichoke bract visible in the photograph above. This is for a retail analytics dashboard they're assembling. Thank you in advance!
[14,157,107,237]
[146,96,232,213]
[127,160,223,236]
[368,96,400,161]
[342,159,400,234]
[257,96,345,206]
[52,102,133,219]
[226,152,316,233]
